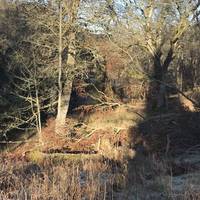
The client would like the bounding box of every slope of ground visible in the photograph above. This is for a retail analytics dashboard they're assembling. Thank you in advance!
[1,100,200,199]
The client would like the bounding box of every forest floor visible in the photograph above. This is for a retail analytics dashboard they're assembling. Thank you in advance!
[1,101,200,199]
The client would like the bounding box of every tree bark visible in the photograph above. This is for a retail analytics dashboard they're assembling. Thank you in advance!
[55,2,64,134]
[56,80,73,134]
[55,29,75,134]
[55,0,80,134]
[148,48,174,111]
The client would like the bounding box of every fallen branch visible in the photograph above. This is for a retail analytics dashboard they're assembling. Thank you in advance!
[155,79,200,109]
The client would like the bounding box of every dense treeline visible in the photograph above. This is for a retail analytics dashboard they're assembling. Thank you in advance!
[0,0,200,141]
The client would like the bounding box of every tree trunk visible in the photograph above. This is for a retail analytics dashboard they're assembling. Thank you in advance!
[55,2,64,134]
[147,47,174,111]
[147,56,164,110]
[55,0,80,134]
[56,80,73,134]
[55,31,75,134]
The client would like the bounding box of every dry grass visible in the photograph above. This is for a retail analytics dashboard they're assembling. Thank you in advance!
[98,138,136,161]
[0,156,121,200]
[1,151,200,200]
[118,154,200,200]
[85,106,141,131]
[1,105,200,200]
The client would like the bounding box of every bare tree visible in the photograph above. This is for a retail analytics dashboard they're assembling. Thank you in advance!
[18,0,82,134]
[95,0,200,110]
